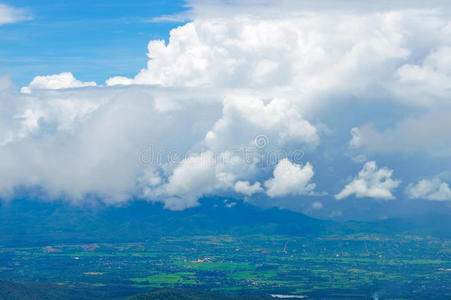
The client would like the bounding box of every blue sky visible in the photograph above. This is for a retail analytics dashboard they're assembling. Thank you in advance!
[0,0,187,86]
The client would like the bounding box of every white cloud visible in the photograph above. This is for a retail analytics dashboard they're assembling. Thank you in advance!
[104,6,451,120]
[158,152,217,209]
[264,159,315,198]
[0,86,222,205]
[107,11,411,100]
[142,150,258,210]
[0,4,31,26]
[2,79,319,209]
[393,46,451,106]
[105,76,133,86]
[3,1,451,213]
[406,177,451,201]
[234,181,263,196]
[21,72,96,94]
[335,161,401,200]
[205,95,318,151]
[311,201,323,210]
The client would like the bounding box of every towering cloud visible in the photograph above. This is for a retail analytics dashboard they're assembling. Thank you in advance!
[107,11,411,99]
[0,0,450,215]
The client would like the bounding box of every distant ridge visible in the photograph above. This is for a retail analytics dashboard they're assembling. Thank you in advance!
[0,196,449,246]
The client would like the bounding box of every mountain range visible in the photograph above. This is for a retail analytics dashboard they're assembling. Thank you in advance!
[0,196,449,247]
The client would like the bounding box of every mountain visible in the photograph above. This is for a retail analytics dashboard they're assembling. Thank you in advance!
[0,196,327,246]
[0,196,449,247]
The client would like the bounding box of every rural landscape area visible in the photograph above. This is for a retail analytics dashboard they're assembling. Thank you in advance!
[1,0,451,298]
[0,198,450,299]
[1,234,451,299]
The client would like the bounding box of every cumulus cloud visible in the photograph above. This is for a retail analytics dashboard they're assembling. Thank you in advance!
[406,177,451,201]
[264,159,315,198]
[21,72,97,94]
[234,181,263,196]
[0,3,31,25]
[156,152,217,209]
[393,46,451,106]
[105,76,133,86]
[205,95,318,152]
[335,161,401,200]
[148,150,259,209]
[3,1,451,213]
[107,11,411,100]
[0,86,221,204]
[105,3,451,123]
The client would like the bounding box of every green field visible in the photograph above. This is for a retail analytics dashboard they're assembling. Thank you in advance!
[0,233,450,299]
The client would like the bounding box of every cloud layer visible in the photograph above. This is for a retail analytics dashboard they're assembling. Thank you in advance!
[1,0,451,216]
